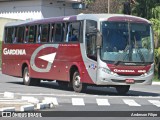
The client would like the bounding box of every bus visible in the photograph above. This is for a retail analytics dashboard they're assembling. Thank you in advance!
[2,14,154,94]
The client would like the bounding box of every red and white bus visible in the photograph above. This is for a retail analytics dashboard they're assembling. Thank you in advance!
[2,14,154,94]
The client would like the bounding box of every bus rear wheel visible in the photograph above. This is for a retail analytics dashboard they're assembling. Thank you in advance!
[23,67,40,86]
[116,85,130,95]
[72,71,86,93]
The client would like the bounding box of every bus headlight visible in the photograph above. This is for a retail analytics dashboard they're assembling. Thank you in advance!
[142,65,154,76]
[102,68,111,74]
[146,66,154,75]
[102,68,117,76]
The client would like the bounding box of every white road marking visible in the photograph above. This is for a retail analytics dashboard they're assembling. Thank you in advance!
[72,98,85,106]
[21,96,39,104]
[96,99,110,106]
[0,99,27,102]
[123,99,141,106]
[1,92,160,99]
[43,97,59,106]
[148,100,160,107]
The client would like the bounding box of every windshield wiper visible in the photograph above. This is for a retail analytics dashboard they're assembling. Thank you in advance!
[113,60,123,66]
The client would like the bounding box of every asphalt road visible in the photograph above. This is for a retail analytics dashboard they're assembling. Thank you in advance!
[0,72,160,120]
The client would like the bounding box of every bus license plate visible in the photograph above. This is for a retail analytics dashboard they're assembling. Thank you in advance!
[125,79,135,84]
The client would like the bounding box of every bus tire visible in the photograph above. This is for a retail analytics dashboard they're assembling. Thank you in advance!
[72,71,86,93]
[23,67,40,86]
[116,85,130,95]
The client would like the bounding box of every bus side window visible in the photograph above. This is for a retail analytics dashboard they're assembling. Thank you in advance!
[66,22,80,42]
[51,24,55,42]
[5,27,14,43]
[13,27,17,43]
[24,26,29,43]
[17,27,25,43]
[85,20,97,61]
[41,24,50,43]
[28,26,36,43]
[55,23,65,42]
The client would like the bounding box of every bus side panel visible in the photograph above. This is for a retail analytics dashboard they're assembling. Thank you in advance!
[2,43,94,84]
[2,44,42,77]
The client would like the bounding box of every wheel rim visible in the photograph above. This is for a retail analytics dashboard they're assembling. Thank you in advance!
[24,70,29,83]
[74,75,81,88]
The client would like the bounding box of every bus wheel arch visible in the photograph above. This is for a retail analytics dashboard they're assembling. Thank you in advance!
[70,65,86,93]
[22,63,28,77]
[22,64,40,86]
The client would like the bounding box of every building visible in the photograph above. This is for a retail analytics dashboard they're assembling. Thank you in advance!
[0,0,82,41]
[0,17,20,41]
[0,0,82,20]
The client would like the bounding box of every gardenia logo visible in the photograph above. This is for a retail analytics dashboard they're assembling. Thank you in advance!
[3,48,26,55]
[114,69,135,73]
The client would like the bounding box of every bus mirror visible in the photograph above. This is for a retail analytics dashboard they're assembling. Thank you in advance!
[96,31,102,48]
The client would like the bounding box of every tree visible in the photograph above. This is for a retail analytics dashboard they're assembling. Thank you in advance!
[132,0,160,19]
[79,0,123,14]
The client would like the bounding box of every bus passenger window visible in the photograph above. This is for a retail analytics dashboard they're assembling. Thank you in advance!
[41,24,50,43]
[28,26,36,43]
[55,23,64,42]
[51,24,55,42]
[24,27,29,43]
[17,27,25,43]
[13,27,17,43]
[5,27,14,43]
[66,22,80,42]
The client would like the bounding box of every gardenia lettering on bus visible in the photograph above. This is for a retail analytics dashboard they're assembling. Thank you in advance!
[114,69,135,73]
[3,48,26,55]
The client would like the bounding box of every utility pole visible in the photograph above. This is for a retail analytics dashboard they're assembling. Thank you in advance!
[108,0,110,13]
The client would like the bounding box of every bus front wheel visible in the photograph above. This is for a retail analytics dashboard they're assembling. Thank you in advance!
[72,71,86,93]
[115,85,130,95]
[23,67,40,86]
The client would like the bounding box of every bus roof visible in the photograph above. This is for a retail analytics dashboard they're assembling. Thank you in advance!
[5,14,150,27]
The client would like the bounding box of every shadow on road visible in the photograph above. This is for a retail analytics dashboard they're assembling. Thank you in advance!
[7,81,160,97]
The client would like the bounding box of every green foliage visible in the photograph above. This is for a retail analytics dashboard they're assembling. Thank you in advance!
[83,0,95,4]
[150,18,160,48]
[133,0,160,19]
[152,6,160,19]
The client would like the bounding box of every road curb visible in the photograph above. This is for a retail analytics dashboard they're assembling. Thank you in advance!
[20,104,34,112]
[4,92,14,99]
[36,102,50,110]
[0,107,15,112]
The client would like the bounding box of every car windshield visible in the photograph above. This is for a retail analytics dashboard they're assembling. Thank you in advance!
[100,21,154,64]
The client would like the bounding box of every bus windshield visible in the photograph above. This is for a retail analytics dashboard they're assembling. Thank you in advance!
[100,21,154,65]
